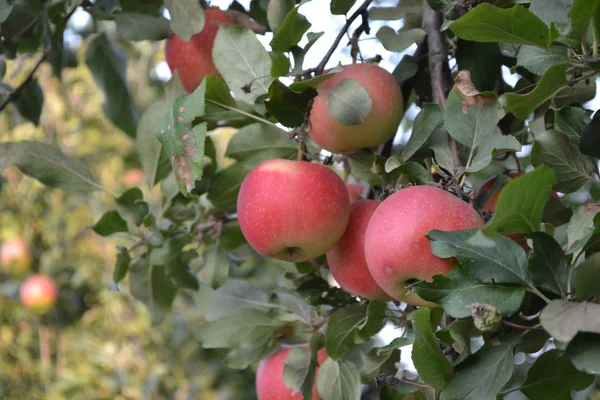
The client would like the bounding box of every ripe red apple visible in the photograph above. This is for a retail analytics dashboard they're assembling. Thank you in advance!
[0,238,32,276]
[364,186,483,306]
[256,345,328,400]
[121,168,146,187]
[327,200,391,300]
[309,63,404,154]
[20,274,58,314]
[165,8,233,92]
[237,159,350,262]
[345,183,365,202]
[477,171,559,249]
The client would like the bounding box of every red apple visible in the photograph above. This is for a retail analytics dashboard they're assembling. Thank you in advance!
[309,63,404,154]
[364,186,483,306]
[477,171,559,249]
[20,274,58,314]
[0,238,32,276]
[165,8,233,92]
[256,345,328,400]
[345,183,365,202]
[121,168,146,187]
[237,159,350,262]
[327,200,391,300]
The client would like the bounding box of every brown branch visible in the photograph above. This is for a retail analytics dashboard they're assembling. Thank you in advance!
[225,9,267,35]
[422,0,461,173]
[502,320,544,331]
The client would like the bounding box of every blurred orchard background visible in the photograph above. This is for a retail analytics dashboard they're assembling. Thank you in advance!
[1,0,600,399]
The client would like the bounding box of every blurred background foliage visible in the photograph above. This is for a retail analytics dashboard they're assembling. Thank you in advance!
[0,34,261,400]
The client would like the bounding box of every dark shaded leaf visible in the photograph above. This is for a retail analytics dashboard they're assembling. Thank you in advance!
[270,6,311,53]
[115,12,172,41]
[566,333,600,375]
[14,78,43,125]
[529,232,569,298]
[92,210,127,236]
[575,253,600,300]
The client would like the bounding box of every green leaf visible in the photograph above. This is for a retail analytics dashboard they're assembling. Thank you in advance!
[540,300,600,342]
[283,347,312,397]
[204,75,236,108]
[444,84,503,151]
[413,268,525,318]
[269,52,291,77]
[115,13,171,41]
[95,0,121,16]
[0,141,100,193]
[129,258,177,324]
[166,260,199,291]
[92,210,127,236]
[203,279,269,322]
[568,0,600,42]
[362,341,408,382]
[115,188,149,226]
[267,0,294,32]
[455,41,502,92]
[531,130,596,193]
[156,80,208,198]
[520,349,594,400]
[325,302,385,360]
[290,32,324,75]
[225,122,296,160]
[208,161,252,210]
[500,65,567,120]
[566,333,600,375]
[567,203,600,254]
[428,229,530,284]
[575,253,600,300]
[409,308,452,388]
[164,0,204,42]
[14,78,43,126]
[199,309,275,348]
[555,106,587,145]
[328,79,372,126]
[386,161,430,185]
[529,232,569,298]
[483,167,556,235]
[270,6,311,53]
[437,319,472,364]
[529,0,570,36]
[465,135,521,173]
[137,100,171,187]
[368,2,422,21]
[430,127,454,174]
[517,45,566,76]
[401,103,443,162]
[149,238,184,266]
[0,0,43,41]
[86,33,138,138]
[289,64,343,92]
[265,80,318,128]
[579,112,600,158]
[316,358,361,400]
[346,151,386,186]
[0,0,13,24]
[516,330,551,354]
[440,332,521,400]
[113,246,131,283]
[213,23,273,104]
[376,27,426,52]
[451,4,549,48]
[198,245,231,289]
[331,0,356,15]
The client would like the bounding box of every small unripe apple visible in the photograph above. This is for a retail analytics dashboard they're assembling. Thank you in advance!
[309,63,404,154]
[327,200,390,300]
[364,186,483,306]
[256,345,328,400]
[0,238,32,276]
[237,159,350,262]
[165,8,233,92]
[20,274,58,314]
[345,183,365,202]
[477,171,559,249]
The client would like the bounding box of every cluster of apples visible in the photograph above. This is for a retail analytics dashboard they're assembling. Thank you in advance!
[0,238,58,314]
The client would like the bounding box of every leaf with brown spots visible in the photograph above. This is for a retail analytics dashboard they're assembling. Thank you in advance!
[156,79,208,198]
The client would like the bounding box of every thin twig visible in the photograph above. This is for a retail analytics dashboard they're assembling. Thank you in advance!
[225,9,268,35]
[502,320,544,331]
[422,0,461,173]
[313,0,375,75]
[375,374,435,390]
